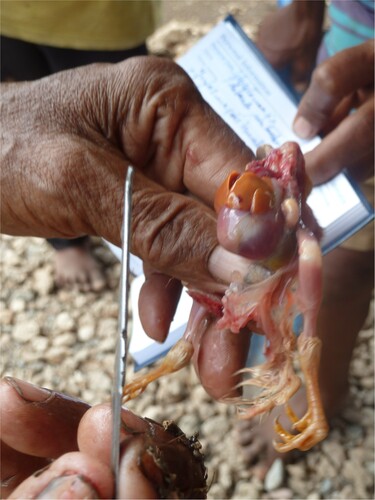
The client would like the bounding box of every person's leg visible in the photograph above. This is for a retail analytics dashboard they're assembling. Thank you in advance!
[237,245,374,476]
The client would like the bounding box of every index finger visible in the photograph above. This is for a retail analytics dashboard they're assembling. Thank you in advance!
[293,40,374,139]
[182,100,255,205]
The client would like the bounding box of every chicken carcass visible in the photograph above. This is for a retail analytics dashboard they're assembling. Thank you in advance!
[123,142,329,452]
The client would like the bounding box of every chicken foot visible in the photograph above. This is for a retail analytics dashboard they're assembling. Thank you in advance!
[123,304,208,402]
[273,336,328,451]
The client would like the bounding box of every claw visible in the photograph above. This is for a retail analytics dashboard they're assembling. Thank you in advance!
[285,403,300,426]
[274,417,294,441]
[272,336,329,452]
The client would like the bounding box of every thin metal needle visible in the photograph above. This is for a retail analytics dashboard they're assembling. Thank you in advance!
[111,166,134,497]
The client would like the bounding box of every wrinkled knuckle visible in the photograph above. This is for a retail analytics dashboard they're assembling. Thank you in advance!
[131,193,215,279]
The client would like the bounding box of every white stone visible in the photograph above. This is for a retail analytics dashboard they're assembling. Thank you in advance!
[264,458,284,491]
[77,325,95,342]
[45,346,67,363]
[53,332,76,348]
[33,267,54,296]
[268,488,293,499]
[97,318,117,339]
[232,480,261,500]
[10,298,26,313]
[31,336,49,352]
[54,312,75,332]
[13,320,40,342]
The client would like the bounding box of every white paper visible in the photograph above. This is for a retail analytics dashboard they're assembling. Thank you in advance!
[178,21,321,154]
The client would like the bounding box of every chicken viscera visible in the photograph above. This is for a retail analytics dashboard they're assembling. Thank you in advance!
[123,142,329,452]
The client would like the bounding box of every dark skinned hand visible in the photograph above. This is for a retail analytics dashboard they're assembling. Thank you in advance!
[293,40,375,184]
[1,56,254,398]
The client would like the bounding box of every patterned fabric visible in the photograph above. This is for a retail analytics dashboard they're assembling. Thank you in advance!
[318,0,374,62]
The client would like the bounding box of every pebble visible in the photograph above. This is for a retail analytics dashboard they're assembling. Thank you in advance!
[12,320,40,342]
[177,412,201,437]
[53,332,76,348]
[77,325,95,342]
[31,336,49,352]
[267,488,293,499]
[287,476,307,498]
[264,458,284,491]
[346,424,364,443]
[321,440,346,468]
[33,267,54,296]
[10,298,26,313]
[54,312,76,332]
[201,414,230,441]
[207,482,227,499]
[0,332,11,349]
[142,405,166,423]
[218,462,233,490]
[316,454,339,479]
[94,337,115,352]
[45,346,67,364]
[286,462,306,479]
[86,371,111,393]
[0,309,13,324]
[319,478,332,496]
[306,492,321,500]
[232,480,262,499]
[96,317,117,338]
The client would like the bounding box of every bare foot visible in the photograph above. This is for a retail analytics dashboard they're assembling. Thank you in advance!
[54,246,106,292]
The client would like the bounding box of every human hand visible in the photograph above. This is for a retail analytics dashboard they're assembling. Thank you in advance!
[293,40,374,184]
[1,377,207,499]
[1,56,254,397]
[257,0,324,91]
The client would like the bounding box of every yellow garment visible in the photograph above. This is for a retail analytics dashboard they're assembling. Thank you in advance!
[1,0,160,50]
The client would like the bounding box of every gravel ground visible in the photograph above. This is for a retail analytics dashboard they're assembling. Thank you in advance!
[1,1,374,499]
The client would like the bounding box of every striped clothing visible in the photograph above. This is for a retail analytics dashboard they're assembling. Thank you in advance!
[318,0,374,63]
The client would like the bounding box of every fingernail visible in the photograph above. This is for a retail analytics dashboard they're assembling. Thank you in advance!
[208,246,251,284]
[5,377,52,403]
[293,116,316,139]
[36,474,99,499]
